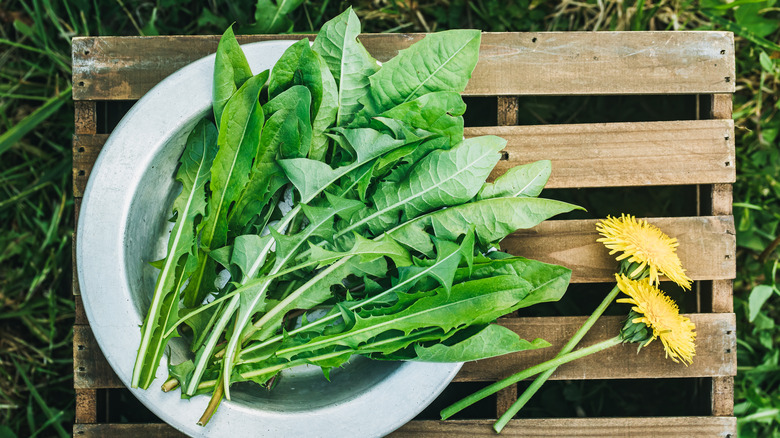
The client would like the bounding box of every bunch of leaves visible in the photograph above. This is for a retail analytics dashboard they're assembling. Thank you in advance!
[130,8,580,424]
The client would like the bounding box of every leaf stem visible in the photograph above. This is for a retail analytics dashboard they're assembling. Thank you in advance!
[493,283,621,431]
[440,335,622,422]
[197,378,224,427]
[440,284,620,421]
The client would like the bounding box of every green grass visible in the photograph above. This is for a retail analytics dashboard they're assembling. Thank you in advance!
[0,0,777,436]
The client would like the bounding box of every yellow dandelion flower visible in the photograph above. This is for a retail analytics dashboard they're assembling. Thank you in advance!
[615,274,696,365]
[596,214,692,290]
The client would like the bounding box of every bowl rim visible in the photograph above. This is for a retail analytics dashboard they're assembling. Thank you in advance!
[76,39,461,438]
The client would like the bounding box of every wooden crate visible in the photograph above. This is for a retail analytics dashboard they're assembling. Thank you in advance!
[72,32,737,437]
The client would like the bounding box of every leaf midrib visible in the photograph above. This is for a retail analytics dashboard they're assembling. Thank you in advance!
[401,35,476,106]
[336,146,495,238]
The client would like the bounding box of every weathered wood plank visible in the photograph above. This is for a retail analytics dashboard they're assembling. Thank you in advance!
[710,93,733,120]
[73,423,185,437]
[74,101,96,134]
[74,325,122,389]
[72,32,735,100]
[73,313,735,390]
[478,119,735,188]
[71,417,737,438]
[712,376,735,416]
[73,134,109,198]
[391,417,736,437]
[504,216,735,283]
[75,389,98,424]
[71,119,735,195]
[497,96,519,126]
[458,313,735,382]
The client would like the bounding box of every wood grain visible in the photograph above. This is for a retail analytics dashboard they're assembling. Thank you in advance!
[503,216,735,283]
[474,119,736,188]
[712,376,735,416]
[459,313,735,382]
[390,417,736,437]
[74,101,96,134]
[74,325,122,389]
[497,96,519,126]
[710,94,733,120]
[72,417,736,438]
[71,119,735,196]
[75,389,98,424]
[73,313,735,390]
[73,134,109,198]
[72,32,735,100]
[73,423,185,437]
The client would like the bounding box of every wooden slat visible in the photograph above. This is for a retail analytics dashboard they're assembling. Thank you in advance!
[73,134,108,198]
[712,376,735,416]
[504,216,735,283]
[391,417,736,437]
[72,417,736,437]
[75,389,98,424]
[707,92,735,418]
[74,325,122,389]
[72,32,735,100]
[476,119,735,188]
[457,313,735,382]
[73,423,185,437]
[710,94,733,120]
[73,313,735,390]
[75,101,97,134]
[71,119,734,196]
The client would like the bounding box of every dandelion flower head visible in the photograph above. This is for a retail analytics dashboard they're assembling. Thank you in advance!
[615,274,696,365]
[597,214,692,290]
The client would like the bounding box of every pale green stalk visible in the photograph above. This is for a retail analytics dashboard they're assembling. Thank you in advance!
[440,335,622,423]
[439,284,620,422]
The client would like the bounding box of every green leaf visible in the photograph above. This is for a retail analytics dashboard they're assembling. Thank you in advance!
[0,86,71,158]
[759,51,776,74]
[309,233,412,268]
[339,136,505,236]
[278,127,409,202]
[201,72,267,250]
[312,8,379,126]
[231,234,274,277]
[269,39,323,118]
[378,91,466,144]
[213,25,253,125]
[310,54,339,161]
[250,0,304,34]
[476,160,552,200]
[359,29,481,118]
[749,285,777,322]
[411,324,551,362]
[262,85,312,159]
[734,2,779,38]
[271,274,536,359]
[390,197,582,255]
[227,163,287,238]
[132,119,218,389]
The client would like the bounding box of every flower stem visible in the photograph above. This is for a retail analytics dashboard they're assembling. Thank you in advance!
[440,335,622,421]
[441,285,620,420]
[493,283,621,432]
